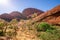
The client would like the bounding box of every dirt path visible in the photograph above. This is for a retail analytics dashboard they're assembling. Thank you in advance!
[16,22,40,40]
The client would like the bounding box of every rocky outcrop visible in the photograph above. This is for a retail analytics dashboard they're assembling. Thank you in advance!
[32,5,60,25]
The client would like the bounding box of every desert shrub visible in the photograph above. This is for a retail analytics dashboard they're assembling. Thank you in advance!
[8,25,13,29]
[0,22,6,28]
[47,29,60,37]
[36,22,53,32]
[6,25,18,36]
[31,13,37,18]
[39,29,60,40]
[0,30,5,36]
[55,30,60,38]
[0,20,8,36]
[0,22,7,32]
[10,19,18,24]
[0,22,4,27]
[6,30,16,37]
[46,29,57,34]
[39,32,60,40]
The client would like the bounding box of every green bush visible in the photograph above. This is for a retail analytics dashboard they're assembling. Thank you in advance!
[36,22,52,31]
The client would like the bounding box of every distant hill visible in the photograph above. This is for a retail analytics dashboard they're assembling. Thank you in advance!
[9,11,26,21]
[22,8,44,18]
[0,13,13,21]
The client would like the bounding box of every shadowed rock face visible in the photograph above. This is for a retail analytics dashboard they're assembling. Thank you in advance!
[22,8,44,18]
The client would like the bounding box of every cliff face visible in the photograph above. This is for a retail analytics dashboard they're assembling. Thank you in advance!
[32,5,60,25]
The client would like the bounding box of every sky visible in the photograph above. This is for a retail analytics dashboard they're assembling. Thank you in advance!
[0,0,60,14]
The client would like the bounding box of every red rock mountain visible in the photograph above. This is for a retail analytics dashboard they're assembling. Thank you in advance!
[22,8,44,18]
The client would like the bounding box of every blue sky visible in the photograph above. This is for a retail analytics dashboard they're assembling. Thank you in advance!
[0,0,60,14]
